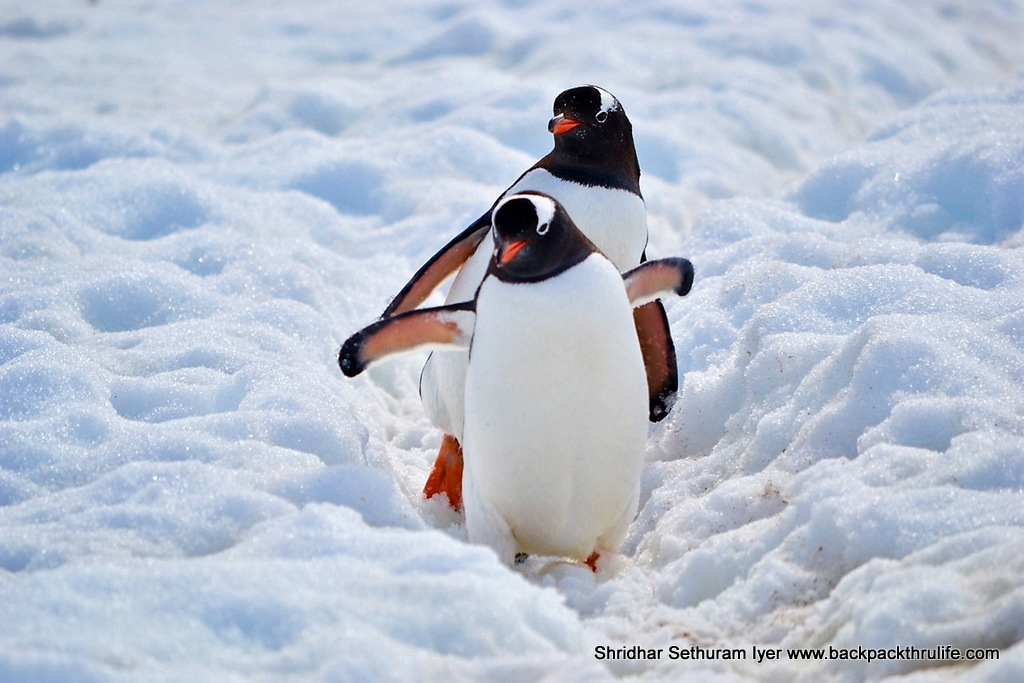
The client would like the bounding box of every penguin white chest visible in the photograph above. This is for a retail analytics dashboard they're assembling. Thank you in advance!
[506,168,648,270]
[461,255,648,562]
[420,169,647,441]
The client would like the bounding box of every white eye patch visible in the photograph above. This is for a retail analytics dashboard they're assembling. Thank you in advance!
[593,85,620,116]
[495,192,557,237]
[527,194,556,233]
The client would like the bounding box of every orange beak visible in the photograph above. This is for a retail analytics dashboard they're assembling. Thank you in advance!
[548,115,581,135]
[498,239,527,265]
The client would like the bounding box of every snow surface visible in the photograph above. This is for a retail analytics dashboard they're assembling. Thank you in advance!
[2,0,1024,680]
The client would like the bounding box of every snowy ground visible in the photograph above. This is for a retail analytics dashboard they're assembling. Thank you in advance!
[2,1,1024,680]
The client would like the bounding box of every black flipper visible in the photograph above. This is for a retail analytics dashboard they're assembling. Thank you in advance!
[381,213,491,318]
[635,301,678,422]
[624,257,694,422]
[340,302,476,377]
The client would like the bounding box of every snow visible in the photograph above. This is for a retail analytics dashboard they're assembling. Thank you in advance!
[1,0,1023,680]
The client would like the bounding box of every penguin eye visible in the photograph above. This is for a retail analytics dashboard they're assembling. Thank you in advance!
[595,110,608,123]
[536,221,550,236]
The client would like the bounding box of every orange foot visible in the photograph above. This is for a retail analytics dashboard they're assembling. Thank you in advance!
[585,551,600,572]
[423,434,464,510]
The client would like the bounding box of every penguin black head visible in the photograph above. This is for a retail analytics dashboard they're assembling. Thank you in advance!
[544,85,641,193]
[489,193,596,283]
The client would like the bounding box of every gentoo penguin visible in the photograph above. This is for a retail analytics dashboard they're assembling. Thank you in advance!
[340,192,694,570]
[380,86,678,510]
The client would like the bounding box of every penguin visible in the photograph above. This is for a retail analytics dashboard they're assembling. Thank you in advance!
[340,192,694,569]
[379,86,678,510]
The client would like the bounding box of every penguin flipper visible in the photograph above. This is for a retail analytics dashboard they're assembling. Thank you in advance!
[381,213,491,317]
[634,301,678,423]
[623,257,694,307]
[625,258,694,422]
[339,303,476,377]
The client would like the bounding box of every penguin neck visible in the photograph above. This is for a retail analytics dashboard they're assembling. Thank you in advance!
[542,135,642,196]
[489,248,593,285]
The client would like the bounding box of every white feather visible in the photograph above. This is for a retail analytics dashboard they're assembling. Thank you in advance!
[420,168,648,440]
[505,168,647,270]
[462,254,648,562]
